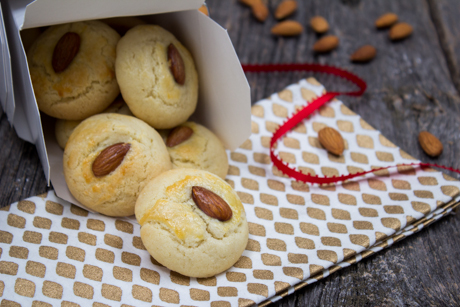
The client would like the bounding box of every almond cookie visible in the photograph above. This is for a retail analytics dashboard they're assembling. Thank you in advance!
[27,21,120,120]
[63,113,172,216]
[115,25,199,129]
[135,168,248,277]
[55,96,133,149]
[161,121,229,179]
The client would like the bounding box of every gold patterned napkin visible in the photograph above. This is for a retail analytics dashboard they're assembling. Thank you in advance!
[1,78,459,306]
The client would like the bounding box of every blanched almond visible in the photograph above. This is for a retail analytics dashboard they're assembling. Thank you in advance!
[275,0,297,20]
[271,20,303,36]
[318,127,344,156]
[350,45,377,62]
[166,126,193,147]
[389,22,413,41]
[92,143,131,177]
[375,13,398,29]
[310,16,329,34]
[313,35,339,53]
[192,186,233,221]
[52,32,80,73]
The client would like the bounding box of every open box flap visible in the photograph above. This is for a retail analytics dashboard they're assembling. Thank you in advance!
[22,0,205,29]
[0,3,15,123]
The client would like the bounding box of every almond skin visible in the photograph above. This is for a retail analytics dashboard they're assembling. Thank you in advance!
[418,131,443,157]
[168,43,185,85]
[52,32,80,73]
[275,0,297,20]
[375,13,398,29]
[198,5,209,16]
[192,186,233,221]
[318,127,344,156]
[166,126,194,147]
[350,45,377,62]
[310,16,329,34]
[271,20,303,36]
[313,35,339,53]
[252,1,269,22]
[389,22,413,41]
[92,143,131,177]
[239,0,257,7]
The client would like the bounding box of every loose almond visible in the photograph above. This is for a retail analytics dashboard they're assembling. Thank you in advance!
[271,20,303,36]
[275,0,297,20]
[168,43,186,85]
[418,131,443,157]
[92,143,131,177]
[350,45,377,62]
[313,35,339,53]
[166,126,194,147]
[52,32,80,73]
[318,127,344,156]
[310,16,329,34]
[198,5,209,16]
[375,13,398,29]
[192,186,233,221]
[389,22,413,41]
[239,0,257,7]
[252,1,269,22]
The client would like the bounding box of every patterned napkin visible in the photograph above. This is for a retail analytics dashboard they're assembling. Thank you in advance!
[1,78,459,306]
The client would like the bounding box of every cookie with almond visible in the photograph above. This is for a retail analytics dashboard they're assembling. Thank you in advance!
[135,168,248,277]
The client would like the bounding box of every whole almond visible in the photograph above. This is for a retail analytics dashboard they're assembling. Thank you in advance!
[313,35,339,53]
[318,127,344,156]
[389,22,413,41]
[92,143,131,177]
[418,131,443,157]
[198,5,209,16]
[52,32,80,73]
[375,13,398,29]
[271,20,303,36]
[192,186,233,221]
[310,16,329,34]
[275,0,297,20]
[350,45,377,62]
[252,1,269,22]
[239,0,257,7]
[166,126,194,147]
[168,43,185,85]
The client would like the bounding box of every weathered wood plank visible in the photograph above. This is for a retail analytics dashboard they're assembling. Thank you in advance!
[0,109,48,208]
[427,0,460,95]
[205,0,460,305]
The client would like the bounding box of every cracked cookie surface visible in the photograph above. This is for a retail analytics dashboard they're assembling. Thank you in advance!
[63,113,171,216]
[135,168,248,277]
[27,21,120,120]
[115,25,199,129]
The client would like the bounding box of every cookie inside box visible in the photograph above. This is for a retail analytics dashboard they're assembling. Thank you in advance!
[15,10,251,211]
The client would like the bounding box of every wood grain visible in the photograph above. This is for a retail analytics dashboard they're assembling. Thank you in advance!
[0,0,459,305]
[205,0,460,305]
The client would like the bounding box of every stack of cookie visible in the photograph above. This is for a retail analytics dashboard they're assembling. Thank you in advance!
[26,17,247,277]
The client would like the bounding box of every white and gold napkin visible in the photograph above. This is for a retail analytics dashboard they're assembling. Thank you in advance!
[1,78,459,306]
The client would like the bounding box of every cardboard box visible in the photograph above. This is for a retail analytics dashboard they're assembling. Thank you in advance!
[0,0,251,211]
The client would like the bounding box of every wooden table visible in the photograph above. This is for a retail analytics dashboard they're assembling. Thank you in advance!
[1,0,460,305]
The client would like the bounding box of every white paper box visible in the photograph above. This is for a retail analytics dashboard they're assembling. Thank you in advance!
[0,0,251,210]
